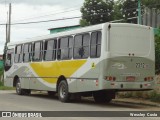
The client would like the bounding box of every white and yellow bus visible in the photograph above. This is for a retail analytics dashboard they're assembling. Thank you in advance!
[4,23,155,103]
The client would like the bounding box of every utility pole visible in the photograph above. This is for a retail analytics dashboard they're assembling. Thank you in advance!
[3,3,11,66]
[6,24,8,46]
[2,3,12,83]
[8,3,11,43]
[4,3,11,54]
[131,0,141,24]
[138,0,142,24]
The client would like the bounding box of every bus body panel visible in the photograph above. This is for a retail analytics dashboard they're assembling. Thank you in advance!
[101,57,155,90]
[100,24,155,91]
[4,23,155,94]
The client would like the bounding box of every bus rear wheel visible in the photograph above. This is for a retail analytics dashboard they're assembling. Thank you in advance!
[58,80,70,102]
[93,91,112,103]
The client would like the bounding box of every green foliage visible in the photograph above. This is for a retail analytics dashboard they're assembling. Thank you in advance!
[0,81,3,86]
[118,90,160,102]
[155,28,160,74]
[117,92,132,98]
[149,90,160,102]
[0,86,15,90]
[142,0,160,9]
[0,80,15,90]
[80,19,90,27]
[80,0,160,26]
[132,91,143,98]
[80,0,114,26]
[0,68,3,74]
[120,0,142,23]
[113,0,123,21]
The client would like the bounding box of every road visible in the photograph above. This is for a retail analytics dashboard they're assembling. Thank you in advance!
[0,90,159,120]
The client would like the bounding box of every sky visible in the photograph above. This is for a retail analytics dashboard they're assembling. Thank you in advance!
[0,0,84,54]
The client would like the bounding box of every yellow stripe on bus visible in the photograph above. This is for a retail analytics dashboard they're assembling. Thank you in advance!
[30,60,87,83]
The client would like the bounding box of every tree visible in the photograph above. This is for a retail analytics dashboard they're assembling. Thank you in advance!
[142,0,160,9]
[116,0,160,24]
[120,0,139,23]
[80,0,114,26]
[155,28,160,74]
[113,0,123,21]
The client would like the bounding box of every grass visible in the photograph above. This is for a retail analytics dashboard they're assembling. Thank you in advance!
[118,91,160,103]
[149,91,160,102]
[0,68,15,90]
[0,80,15,90]
[0,81,3,86]
[0,86,15,90]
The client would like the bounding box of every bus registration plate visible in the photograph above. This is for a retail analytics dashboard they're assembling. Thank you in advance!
[126,76,135,81]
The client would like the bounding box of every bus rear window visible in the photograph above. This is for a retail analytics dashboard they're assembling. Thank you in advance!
[110,26,150,56]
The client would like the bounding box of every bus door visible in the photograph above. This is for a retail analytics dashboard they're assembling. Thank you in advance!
[4,49,14,71]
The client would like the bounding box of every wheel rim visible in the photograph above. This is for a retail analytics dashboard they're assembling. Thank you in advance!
[16,82,21,94]
[60,83,66,99]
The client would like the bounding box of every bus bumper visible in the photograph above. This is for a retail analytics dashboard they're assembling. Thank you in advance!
[104,81,155,91]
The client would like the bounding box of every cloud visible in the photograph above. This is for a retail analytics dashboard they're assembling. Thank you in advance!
[11,4,64,22]
[0,0,84,54]
[3,0,84,7]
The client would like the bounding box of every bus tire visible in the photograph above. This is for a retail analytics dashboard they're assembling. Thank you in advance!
[58,80,70,102]
[93,91,112,103]
[16,80,25,95]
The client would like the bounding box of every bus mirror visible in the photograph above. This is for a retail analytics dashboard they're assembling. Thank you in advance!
[108,24,111,29]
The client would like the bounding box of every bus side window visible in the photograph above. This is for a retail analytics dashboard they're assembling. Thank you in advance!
[15,45,23,63]
[23,43,32,62]
[44,39,57,61]
[82,33,90,58]
[74,33,90,59]
[32,41,43,62]
[90,31,101,58]
[74,35,82,59]
[28,44,32,61]
[58,36,73,60]
[68,36,73,59]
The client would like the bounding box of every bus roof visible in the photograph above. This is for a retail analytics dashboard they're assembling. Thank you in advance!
[7,23,151,46]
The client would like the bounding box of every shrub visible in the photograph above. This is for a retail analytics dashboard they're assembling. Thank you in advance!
[149,90,160,102]
[0,81,3,86]
[117,92,132,98]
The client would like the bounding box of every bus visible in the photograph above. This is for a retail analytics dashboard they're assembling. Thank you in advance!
[4,23,155,103]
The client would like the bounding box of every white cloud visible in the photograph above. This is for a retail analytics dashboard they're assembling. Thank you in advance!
[3,0,83,7]
[0,0,84,54]
[11,4,64,22]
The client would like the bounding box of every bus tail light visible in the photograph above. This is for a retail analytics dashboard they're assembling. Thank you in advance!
[105,76,116,81]
[96,80,98,86]
[144,77,154,81]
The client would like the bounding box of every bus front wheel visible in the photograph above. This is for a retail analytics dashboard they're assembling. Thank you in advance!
[16,80,24,95]
[58,80,70,102]
[16,80,31,95]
